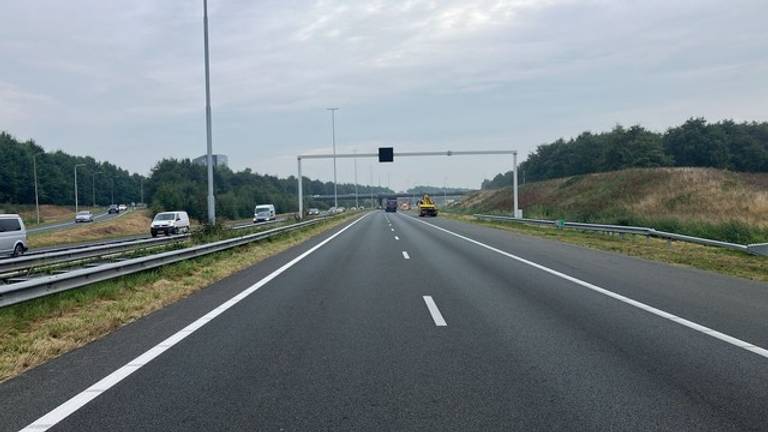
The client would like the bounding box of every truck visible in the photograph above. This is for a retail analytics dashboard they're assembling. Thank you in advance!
[417,194,438,217]
[385,198,398,213]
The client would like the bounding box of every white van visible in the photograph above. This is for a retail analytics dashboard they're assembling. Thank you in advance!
[253,204,276,223]
[150,211,191,237]
[0,214,28,257]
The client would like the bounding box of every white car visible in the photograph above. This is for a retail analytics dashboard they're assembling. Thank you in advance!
[118,204,128,212]
[0,214,28,257]
[75,211,94,223]
[253,204,276,222]
[151,211,191,237]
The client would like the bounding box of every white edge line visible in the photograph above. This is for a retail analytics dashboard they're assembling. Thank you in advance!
[423,296,447,326]
[402,251,410,259]
[19,213,371,432]
[394,236,399,240]
[408,216,768,360]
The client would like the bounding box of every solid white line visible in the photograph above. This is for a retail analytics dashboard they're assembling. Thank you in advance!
[390,228,394,232]
[402,251,410,259]
[408,216,768,360]
[19,213,371,432]
[423,296,447,326]
[394,236,399,240]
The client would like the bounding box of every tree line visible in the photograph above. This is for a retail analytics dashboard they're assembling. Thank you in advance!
[1,131,392,221]
[482,118,768,188]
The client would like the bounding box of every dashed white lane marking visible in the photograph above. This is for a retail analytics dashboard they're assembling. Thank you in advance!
[408,216,768,360]
[423,296,447,326]
[394,236,400,240]
[19,214,372,432]
[402,251,410,259]
[390,228,394,232]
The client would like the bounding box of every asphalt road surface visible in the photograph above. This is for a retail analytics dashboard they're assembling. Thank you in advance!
[2,211,767,431]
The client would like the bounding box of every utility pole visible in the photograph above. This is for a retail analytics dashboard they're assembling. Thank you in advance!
[32,153,42,224]
[74,164,85,213]
[111,178,115,205]
[369,165,373,208]
[353,150,359,208]
[327,107,339,208]
[513,151,519,218]
[140,178,144,205]
[443,177,447,206]
[203,0,216,224]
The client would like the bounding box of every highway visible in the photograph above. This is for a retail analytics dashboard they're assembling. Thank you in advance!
[2,211,767,431]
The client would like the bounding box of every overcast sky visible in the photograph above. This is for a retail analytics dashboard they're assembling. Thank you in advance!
[2,0,767,191]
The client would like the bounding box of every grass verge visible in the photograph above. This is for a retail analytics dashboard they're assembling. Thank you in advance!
[28,210,152,248]
[0,213,358,382]
[442,213,768,283]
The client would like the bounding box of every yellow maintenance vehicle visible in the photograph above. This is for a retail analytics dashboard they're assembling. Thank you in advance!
[417,194,438,217]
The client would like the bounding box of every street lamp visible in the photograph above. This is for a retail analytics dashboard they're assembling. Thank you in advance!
[74,164,86,213]
[32,152,43,224]
[203,0,216,224]
[327,107,339,208]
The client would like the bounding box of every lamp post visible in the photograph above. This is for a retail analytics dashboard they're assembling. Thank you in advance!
[32,152,43,224]
[203,0,216,224]
[74,164,85,213]
[327,107,339,208]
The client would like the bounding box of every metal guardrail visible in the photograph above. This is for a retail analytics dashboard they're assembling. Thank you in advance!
[473,214,768,256]
[0,235,187,274]
[0,217,330,308]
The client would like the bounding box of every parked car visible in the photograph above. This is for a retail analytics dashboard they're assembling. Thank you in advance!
[150,211,191,237]
[253,204,276,222]
[75,211,94,223]
[118,204,128,212]
[108,204,119,214]
[307,208,320,216]
[0,214,28,257]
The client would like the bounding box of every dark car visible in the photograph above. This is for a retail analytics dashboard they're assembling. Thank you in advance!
[385,198,398,213]
[108,204,119,214]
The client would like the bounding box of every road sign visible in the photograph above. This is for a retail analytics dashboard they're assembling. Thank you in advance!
[378,147,393,162]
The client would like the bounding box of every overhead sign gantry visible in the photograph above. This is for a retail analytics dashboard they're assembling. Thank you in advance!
[296,148,521,219]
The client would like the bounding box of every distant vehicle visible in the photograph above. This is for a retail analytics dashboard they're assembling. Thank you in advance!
[0,214,27,257]
[75,211,94,223]
[150,211,191,237]
[417,194,438,217]
[336,207,346,213]
[118,204,128,212]
[108,204,119,214]
[307,208,320,216]
[254,204,276,222]
[385,198,398,213]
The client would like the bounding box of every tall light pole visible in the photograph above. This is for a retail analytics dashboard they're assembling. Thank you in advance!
[369,165,373,208]
[74,164,85,213]
[140,178,144,205]
[110,178,115,205]
[353,149,358,208]
[32,152,42,224]
[203,0,216,224]
[92,171,103,207]
[327,107,339,208]
[443,177,447,206]
[513,151,519,218]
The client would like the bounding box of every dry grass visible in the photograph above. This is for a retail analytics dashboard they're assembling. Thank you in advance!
[28,210,152,248]
[0,214,358,382]
[464,168,768,227]
[444,213,768,283]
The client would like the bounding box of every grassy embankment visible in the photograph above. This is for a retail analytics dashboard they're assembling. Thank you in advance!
[458,167,768,244]
[0,204,104,227]
[0,213,358,382]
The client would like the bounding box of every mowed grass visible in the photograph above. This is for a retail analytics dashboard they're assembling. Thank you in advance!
[0,204,103,227]
[28,210,153,248]
[444,213,768,283]
[0,213,358,382]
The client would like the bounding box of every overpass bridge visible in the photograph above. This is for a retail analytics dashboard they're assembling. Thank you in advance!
[307,190,474,206]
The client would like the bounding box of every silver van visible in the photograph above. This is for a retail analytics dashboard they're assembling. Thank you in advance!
[0,214,28,257]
